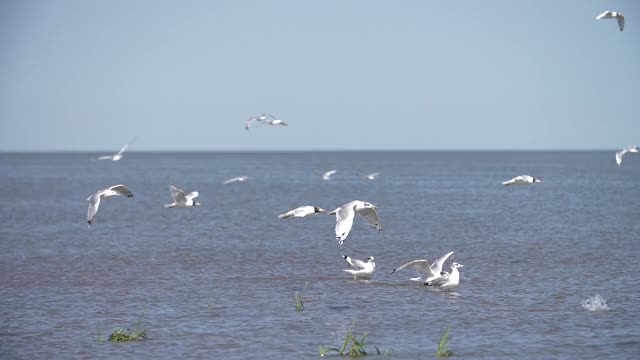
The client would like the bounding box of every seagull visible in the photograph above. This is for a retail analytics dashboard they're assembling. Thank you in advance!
[164,184,200,208]
[596,10,625,31]
[245,113,271,131]
[426,262,464,289]
[502,175,542,186]
[86,184,134,228]
[322,170,337,181]
[364,172,380,180]
[390,251,455,283]
[616,145,639,167]
[278,206,325,219]
[264,117,288,127]
[97,138,136,161]
[329,200,382,245]
[223,176,248,185]
[342,255,375,280]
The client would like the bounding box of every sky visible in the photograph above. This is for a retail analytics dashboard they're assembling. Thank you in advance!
[0,0,638,151]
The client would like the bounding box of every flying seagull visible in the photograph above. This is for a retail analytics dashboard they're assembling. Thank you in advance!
[322,170,337,181]
[86,184,134,228]
[502,175,542,186]
[596,10,625,31]
[329,200,382,245]
[616,145,639,167]
[342,255,376,280]
[223,176,248,185]
[245,113,270,131]
[97,137,136,161]
[164,184,200,208]
[391,251,454,283]
[278,206,325,219]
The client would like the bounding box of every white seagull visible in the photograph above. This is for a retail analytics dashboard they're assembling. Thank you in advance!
[278,206,325,219]
[426,262,464,289]
[223,176,248,185]
[364,172,380,180]
[164,184,200,208]
[329,200,382,245]
[245,113,271,131]
[264,118,288,127]
[322,170,337,181]
[502,175,542,186]
[616,145,639,167]
[97,138,135,161]
[342,255,376,280]
[390,251,455,283]
[86,184,134,228]
[596,10,625,32]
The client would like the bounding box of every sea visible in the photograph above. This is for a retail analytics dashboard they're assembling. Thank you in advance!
[1,151,639,359]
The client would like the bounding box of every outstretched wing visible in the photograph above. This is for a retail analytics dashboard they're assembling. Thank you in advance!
[87,195,101,226]
[97,155,113,160]
[617,15,624,31]
[343,255,366,269]
[335,205,356,244]
[616,150,625,166]
[109,184,134,197]
[430,251,454,275]
[185,191,198,200]
[596,11,612,20]
[170,184,187,203]
[391,259,437,279]
[357,207,382,231]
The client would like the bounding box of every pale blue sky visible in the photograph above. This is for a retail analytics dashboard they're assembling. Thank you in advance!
[0,0,638,151]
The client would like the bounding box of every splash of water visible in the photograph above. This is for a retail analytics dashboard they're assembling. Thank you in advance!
[581,294,610,311]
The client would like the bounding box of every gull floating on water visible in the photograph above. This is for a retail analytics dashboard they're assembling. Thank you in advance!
[86,184,134,228]
[329,200,382,245]
[97,138,135,161]
[322,170,337,181]
[223,176,248,185]
[164,184,200,208]
[502,175,542,186]
[364,172,380,180]
[596,10,625,31]
[278,206,325,219]
[426,262,464,289]
[391,251,454,283]
[342,255,375,280]
[616,145,639,166]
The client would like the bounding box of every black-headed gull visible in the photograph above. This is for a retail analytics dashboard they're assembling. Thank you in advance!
[97,138,135,161]
[329,200,382,245]
[223,176,248,185]
[616,145,639,167]
[426,262,464,289]
[278,206,325,219]
[596,10,624,32]
[86,184,134,228]
[164,184,200,208]
[502,175,542,186]
[391,251,454,283]
[342,255,375,280]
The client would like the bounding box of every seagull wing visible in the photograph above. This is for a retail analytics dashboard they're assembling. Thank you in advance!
[618,15,624,31]
[392,260,437,278]
[616,149,626,166]
[356,206,382,231]
[344,255,367,269]
[185,191,199,200]
[170,184,187,203]
[109,184,134,197]
[87,194,101,226]
[427,273,450,287]
[430,251,454,275]
[335,205,356,243]
[97,155,113,160]
[596,11,611,20]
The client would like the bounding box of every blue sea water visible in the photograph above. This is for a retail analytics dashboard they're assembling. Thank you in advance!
[0,151,639,359]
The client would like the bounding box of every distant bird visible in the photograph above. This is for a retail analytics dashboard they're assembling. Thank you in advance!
[502,175,542,186]
[97,138,135,161]
[425,262,464,289]
[616,145,639,167]
[322,170,337,181]
[264,118,288,127]
[342,255,376,280]
[391,251,455,283]
[364,172,380,180]
[278,206,325,219]
[164,184,200,208]
[223,176,248,185]
[329,200,382,245]
[86,184,134,228]
[596,10,625,31]
[245,113,270,131]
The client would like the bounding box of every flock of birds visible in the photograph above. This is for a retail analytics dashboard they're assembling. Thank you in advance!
[87,10,634,290]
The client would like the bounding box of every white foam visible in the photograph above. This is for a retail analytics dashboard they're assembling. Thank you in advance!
[581,294,610,311]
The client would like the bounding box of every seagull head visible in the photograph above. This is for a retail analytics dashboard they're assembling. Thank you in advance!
[363,202,376,209]
[367,256,375,262]
[452,262,464,269]
[195,201,201,206]
[533,177,542,183]
[314,206,325,213]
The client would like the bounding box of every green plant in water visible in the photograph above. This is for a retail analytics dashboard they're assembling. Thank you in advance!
[295,282,310,311]
[108,310,148,342]
[436,326,454,358]
[319,320,386,357]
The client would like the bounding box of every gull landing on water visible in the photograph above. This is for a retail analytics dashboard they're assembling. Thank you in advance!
[343,255,375,280]
[164,184,200,208]
[97,138,136,161]
[223,176,248,185]
[502,175,542,186]
[329,200,382,245]
[616,145,639,167]
[596,11,625,32]
[86,184,134,228]
[391,251,454,283]
[278,206,325,219]
[426,262,464,289]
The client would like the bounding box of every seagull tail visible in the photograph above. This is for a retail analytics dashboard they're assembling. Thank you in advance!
[164,203,174,209]
[278,212,293,219]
